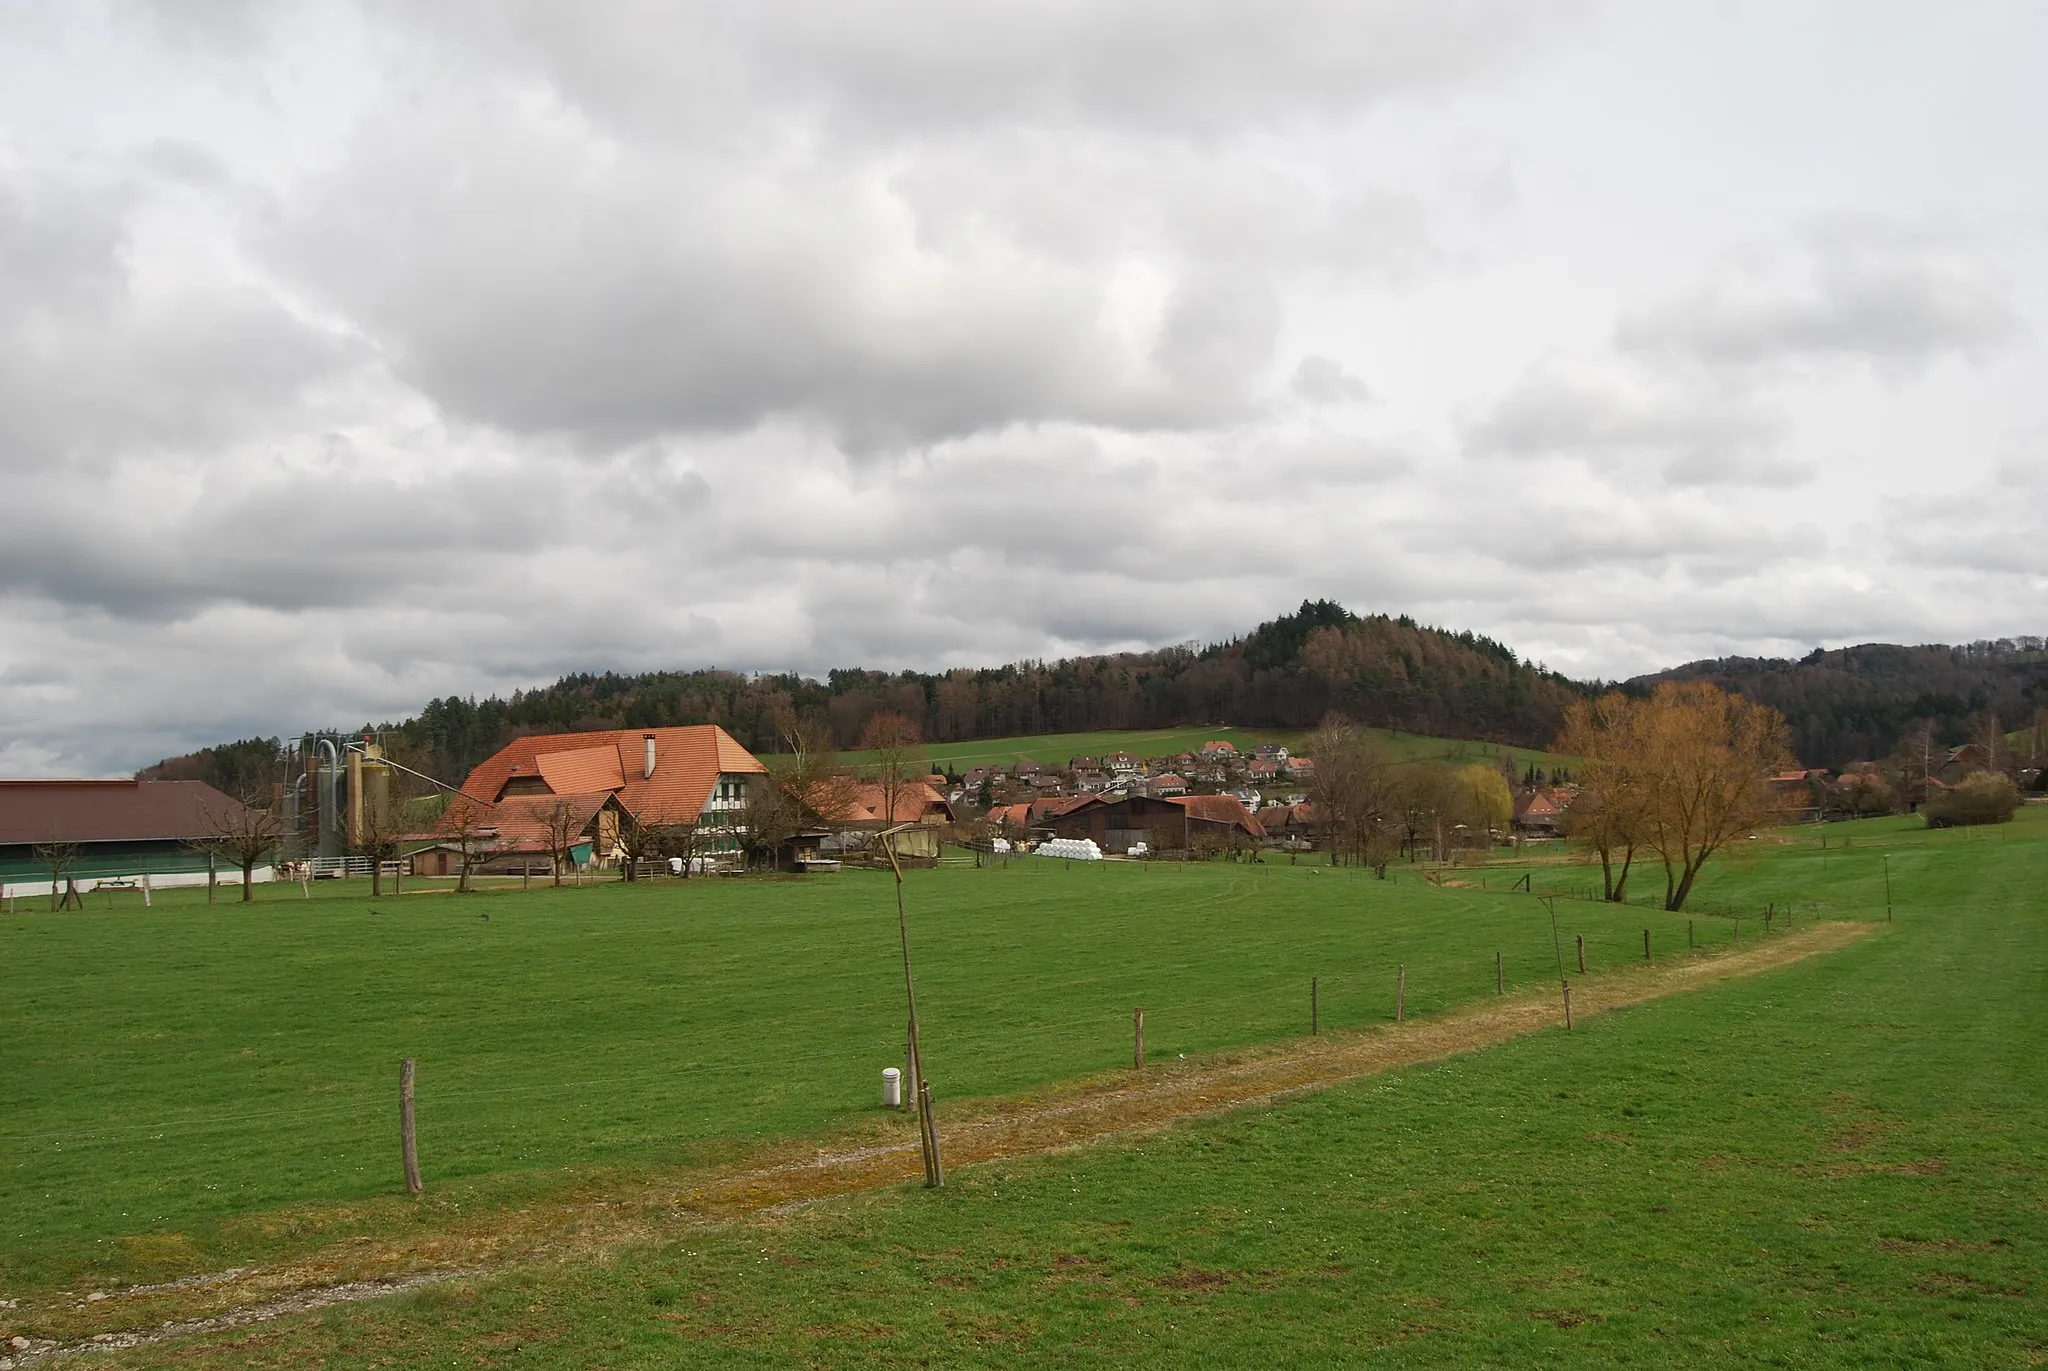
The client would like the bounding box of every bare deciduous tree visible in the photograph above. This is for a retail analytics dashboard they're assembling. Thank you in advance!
[189,792,285,904]
[32,838,83,911]
[1559,692,1651,902]
[443,797,496,894]
[1569,683,1794,911]
[352,783,416,898]
[1303,717,1399,875]
[523,799,586,887]
[858,711,925,831]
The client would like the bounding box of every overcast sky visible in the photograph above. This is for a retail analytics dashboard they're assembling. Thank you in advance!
[3,1,2044,776]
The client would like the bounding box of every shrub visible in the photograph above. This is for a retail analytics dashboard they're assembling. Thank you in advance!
[1922,771,2020,828]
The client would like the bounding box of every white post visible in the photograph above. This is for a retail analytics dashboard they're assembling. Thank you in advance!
[142,874,153,908]
[882,1066,902,1109]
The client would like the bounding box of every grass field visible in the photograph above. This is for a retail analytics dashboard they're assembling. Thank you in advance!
[837,724,1576,777]
[3,858,1720,1293]
[6,808,2045,1365]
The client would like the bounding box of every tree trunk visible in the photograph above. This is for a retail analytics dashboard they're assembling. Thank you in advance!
[241,859,256,903]
[1666,861,1700,912]
[371,859,383,898]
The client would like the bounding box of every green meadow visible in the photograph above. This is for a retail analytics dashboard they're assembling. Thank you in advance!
[5,857,1714,1292]
[6,806,2045,1366]
[219,807,2039,1370]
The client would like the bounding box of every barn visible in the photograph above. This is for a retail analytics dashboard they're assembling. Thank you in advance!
[0,779,268,896]
[1044,793,1264,854]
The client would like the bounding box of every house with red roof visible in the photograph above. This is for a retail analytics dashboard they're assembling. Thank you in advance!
[428,725,766,875]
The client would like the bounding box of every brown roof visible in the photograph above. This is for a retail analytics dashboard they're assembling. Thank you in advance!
[487,793,616,853]
[1168,793,1266,838]
[0,780,255,846]
[460,725,764,826]
[814,782,957,826]
[536,745,627,796]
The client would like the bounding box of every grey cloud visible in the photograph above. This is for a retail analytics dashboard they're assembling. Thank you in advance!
[402,1,1588,143]
[264,96,1288,450]
[1462,361,1806,488]
[1617,218,2022,376]
[1291,355,1373,405]
[0,163,351,470]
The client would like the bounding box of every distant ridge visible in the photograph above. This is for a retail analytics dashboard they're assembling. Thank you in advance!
[140,602,1582,788]
[1634,638,2047,771]
[139,614,2047,791]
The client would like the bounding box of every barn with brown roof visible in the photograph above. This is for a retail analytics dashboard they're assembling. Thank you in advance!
[1044,793,1264,854]
[0,779,266,894]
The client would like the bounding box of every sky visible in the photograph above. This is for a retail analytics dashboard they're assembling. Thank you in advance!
[2,0,2044,777]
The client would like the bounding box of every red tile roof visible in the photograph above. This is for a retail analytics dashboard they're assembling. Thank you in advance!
[536,745,627,796]
[0,780,255,846]
[459,725,764,826]
[814,782,957,826]
[487,792,615,853]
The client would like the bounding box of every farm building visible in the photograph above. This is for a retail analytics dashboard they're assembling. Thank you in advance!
[432,725,767,876]
[1044,793,1264,853]
[1511,787,1567,837]
[811,782,960,860]
[0,779,271,895]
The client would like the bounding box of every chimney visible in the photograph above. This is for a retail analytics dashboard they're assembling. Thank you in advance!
[644,733,657,779]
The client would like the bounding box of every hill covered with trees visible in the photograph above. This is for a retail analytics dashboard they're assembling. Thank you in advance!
[139,609,2048,794]
[140,602,1585,790]
[1635,639,2048,771]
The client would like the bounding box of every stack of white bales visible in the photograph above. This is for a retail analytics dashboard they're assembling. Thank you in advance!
[1034,837,1103,860]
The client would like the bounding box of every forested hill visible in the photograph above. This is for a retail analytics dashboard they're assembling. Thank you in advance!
[1635,639,2048,771]
[139,602,1585,789]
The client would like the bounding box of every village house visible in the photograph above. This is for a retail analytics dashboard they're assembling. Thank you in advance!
[1199,740,1238,761]
[1246,758,1280,784]
[1150,772,1188,796]
[423,724,766,876]
[1253,743,1289,762]
[1511,787,1567,838]
[1284,756,1316,782]
[1104,751,1140,775]
[812,781,959,860]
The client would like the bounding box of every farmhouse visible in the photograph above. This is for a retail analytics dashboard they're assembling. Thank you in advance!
[1045,793,1264,853]
[428,725,766,876]
[1512,787,1567,837]
[0,779,269,895]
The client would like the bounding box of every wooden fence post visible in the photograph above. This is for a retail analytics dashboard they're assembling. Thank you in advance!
[1562,981,1573,1031]
[1643,928,1651,961]
[1396,965,1406,1022]
[1689,920,1694,948]
[1133,1007,1145,1070]
[1576,933,1585,975]
[400,1058,422,1195]
[919,1080,944,1188]
[1311,977,1319,1036]
[1496,951,1503,994]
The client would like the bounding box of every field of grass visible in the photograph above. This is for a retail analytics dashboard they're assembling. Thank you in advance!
[8,807,2044,1366]
[837,724,1575,777]
[224,808,2037,1369]
[3,854,1737,1293]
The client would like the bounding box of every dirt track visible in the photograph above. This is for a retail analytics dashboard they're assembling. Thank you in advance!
[5,920,1872,1364]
